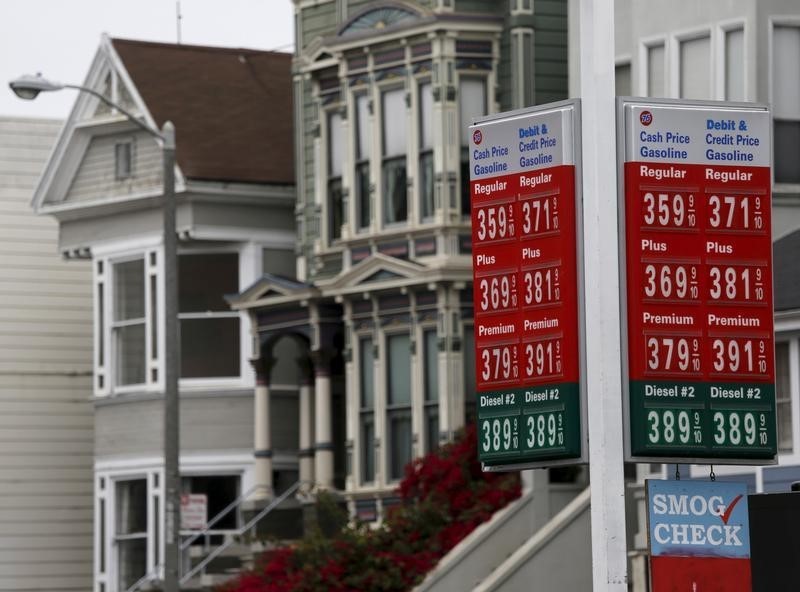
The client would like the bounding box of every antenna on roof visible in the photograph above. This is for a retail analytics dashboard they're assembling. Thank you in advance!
[176,1,183,44]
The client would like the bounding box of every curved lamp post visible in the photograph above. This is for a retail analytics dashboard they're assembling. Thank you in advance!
[10,73,181,592]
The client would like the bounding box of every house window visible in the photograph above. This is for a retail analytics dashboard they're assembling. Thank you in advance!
[382,88,408,225]
[679,34,711,99]
[386,333,412,480]
[112,259,146,387]
[646,42,666,97]
[115,140,133,180]
[359,337,375,484]
[328,111,345,242]
[725,27,745,101]
[419,81,435,221]
[115,479,147,591]
[355,94,372,230]
[459,78,487,217]
[772,25,800,184]
[178,253,240,378]
[181,475,240,533]
[615,62,632,97]
[775,342,792,452]
[423,329,439,453]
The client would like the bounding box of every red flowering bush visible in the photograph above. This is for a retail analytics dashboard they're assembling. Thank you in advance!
[219,424,520,592]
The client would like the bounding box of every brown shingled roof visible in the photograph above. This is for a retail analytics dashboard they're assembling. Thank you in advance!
[112,38,294,185]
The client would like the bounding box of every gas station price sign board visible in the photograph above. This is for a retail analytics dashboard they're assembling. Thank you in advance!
[619,98,777,463]
[470,100,586,470]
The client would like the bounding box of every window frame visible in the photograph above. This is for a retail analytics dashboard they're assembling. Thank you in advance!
[458,75,489,219]
[639,36,668,97]
[384,331,413,482]
[353,92,373,232]
[422,327,440,454]
[672,27,713,100]
[379,85,409,228]
[114,138,135,181]
[357,335,376,486]
[717,19,746,102]
[326,108,346,243]
[418,79,435,223]
[769,18,800,190]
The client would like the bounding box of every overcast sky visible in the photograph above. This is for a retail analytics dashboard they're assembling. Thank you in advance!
[0,0,295,119]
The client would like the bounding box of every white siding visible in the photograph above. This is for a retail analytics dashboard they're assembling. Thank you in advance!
[65,129,162,203]
[0,117,93,592]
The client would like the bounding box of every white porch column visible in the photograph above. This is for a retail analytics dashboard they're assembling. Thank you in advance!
[311,349,335,489]
[297,356,315,494]
[251,357,274,500]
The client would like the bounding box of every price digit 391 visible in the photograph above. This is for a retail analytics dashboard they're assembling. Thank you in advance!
[481,417,518,453]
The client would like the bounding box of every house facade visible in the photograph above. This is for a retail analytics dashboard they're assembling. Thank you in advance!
[0,117,93,592]
[230,0,572,519]
[31,37,297,592]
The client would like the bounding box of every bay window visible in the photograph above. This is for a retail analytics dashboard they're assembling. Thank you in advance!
[459,77,487,217]
[115,479,147,591]
[359,337,375,484]
[646,42,666,97]
[178,253,240,379]
[386,333,412,480]
[328,111,345,241]
[724,27,745,101]
[355,94,372,230]
[419,81,434,221]
[382,88,408,225]
[112,259,147,387]
[772,25,800,184]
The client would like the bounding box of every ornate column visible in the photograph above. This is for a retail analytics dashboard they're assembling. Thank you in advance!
[311,348,335,489]
[297,356,315,495]
[251,356,275,500]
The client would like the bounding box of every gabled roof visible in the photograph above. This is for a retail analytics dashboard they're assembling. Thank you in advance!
[111,38,294,185]
[228,274,318,310]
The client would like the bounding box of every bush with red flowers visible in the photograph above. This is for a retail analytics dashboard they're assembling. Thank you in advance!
[219,424,520,592]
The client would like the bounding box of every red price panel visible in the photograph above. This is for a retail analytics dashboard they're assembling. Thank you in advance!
[625,159,776,461]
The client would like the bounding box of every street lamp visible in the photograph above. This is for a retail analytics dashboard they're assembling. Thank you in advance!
[10,73,182,592]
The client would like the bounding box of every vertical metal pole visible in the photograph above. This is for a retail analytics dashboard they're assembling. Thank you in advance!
[578,1,629,590]
[161,121,181,592]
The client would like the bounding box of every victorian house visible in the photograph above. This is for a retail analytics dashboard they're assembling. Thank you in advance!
[229,0,573,523]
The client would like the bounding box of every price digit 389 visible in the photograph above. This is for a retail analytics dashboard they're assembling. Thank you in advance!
[481,417,519,453]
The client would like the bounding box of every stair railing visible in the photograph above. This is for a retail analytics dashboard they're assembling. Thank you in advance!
[124,480,302,592]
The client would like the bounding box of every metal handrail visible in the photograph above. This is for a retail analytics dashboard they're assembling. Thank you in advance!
[179,480,301,585]
[125,481,300,592]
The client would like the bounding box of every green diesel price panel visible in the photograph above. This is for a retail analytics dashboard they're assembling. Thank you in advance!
[470,101,586,469]
[621,99,777,463]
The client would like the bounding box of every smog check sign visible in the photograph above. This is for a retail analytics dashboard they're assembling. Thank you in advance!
[469,100,586,470]
[646,479,751,591]
[620,99,777,464]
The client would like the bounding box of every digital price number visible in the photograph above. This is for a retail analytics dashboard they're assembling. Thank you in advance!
[525,410,565,450]
[646,408,703,446]
[524,337,563,380]
[641,192,697,229]
[522,265,561,306]
[712,410,770,447]
[642,262,699,301]
[477,273,518,312]
[480,416,519,456]
[476,202,516,241]
[645,335,701,374]
[707,264,767,303]
[520,194,559,234]
[479,344,519,385]
[710,337,769,377]
[707,194,766,232]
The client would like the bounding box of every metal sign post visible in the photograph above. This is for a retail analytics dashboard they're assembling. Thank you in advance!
[579,0,629,589]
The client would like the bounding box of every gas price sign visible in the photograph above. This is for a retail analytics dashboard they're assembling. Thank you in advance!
[620,99,776,463]
[470,100,586,469]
